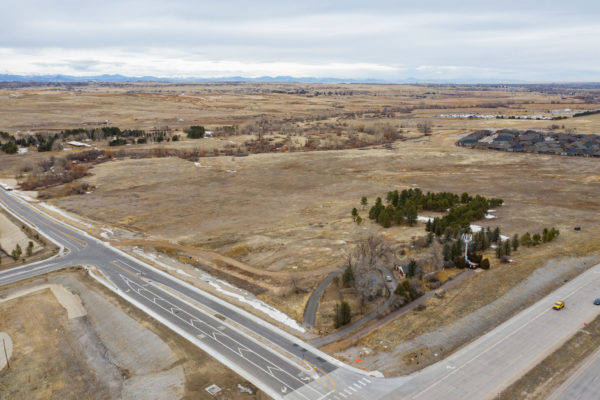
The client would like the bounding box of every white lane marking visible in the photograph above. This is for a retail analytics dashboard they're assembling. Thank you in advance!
[362,377,371,383]
[0,262,57,280]
[120,274,324,400]
[339,392,347,398]
[348,386,357,392]
[344,389,353,395]
[353,383,361,389]
[114,259,141,275]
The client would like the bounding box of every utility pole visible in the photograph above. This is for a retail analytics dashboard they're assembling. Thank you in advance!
[2,338,9,369]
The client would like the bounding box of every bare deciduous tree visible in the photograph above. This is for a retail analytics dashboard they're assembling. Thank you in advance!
[416,120,433,134]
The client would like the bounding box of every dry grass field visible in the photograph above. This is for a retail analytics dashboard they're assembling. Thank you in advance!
[1,82,600,373]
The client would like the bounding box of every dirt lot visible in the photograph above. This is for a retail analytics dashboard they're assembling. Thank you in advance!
[0,269,266,400]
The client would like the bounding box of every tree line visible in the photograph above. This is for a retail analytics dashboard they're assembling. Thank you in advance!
[358,188,502,233]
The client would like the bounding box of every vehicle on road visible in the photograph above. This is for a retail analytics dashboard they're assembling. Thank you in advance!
[385,275,392,282]
[594,298,600,305]
[553,301,565,310]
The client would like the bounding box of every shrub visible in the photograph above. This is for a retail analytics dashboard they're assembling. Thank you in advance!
[1,141,18,154]
[187,126,205,139]
[480,258,490,270]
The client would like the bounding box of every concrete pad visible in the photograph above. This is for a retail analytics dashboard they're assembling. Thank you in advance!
[0,284,87,319]
[121,366,185,400]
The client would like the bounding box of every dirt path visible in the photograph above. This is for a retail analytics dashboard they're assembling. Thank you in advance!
[114,238,341,281]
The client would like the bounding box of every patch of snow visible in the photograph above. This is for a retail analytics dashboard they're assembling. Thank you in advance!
[100,228,113,240]
[225,169,236,173]
[500,235,510,241]
[38,202,86,225]
[470,224,482,233]
[206,280,305,333]
[485,214,497,219]
[17,147,28,154]
[417,216,433,222]
[132,247,305,333]
[66,140,91,148]
[487,209,496,213]
[237,384,254,395]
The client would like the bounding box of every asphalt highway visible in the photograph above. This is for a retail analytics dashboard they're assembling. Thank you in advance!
[3,186,600,400]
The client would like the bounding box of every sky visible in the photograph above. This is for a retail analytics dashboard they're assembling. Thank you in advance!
[1,0,599,82]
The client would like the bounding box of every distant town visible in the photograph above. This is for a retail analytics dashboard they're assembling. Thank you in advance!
[457,129,600,157]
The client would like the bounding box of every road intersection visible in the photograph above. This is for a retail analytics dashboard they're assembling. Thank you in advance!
[2,187,600,399]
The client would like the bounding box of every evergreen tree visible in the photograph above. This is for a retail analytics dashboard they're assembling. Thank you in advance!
[492,227,501,243]
[521,232,532,247]
[503,240,511,256]
[443,243,452,261]
[351,207,358,221]
[495,244,504,259]
[451,240,461,259]
[425,219,432,232]
[405,204,418,226]
[26,241,34,257]
[342,266,355,287]
[512,234,519,251]
[356,215,362,225]
[360,196,368,209]
[340,301,351,325]
[407,259,418,278]
[426,232,434,246]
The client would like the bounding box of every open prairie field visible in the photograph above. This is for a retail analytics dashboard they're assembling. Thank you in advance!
[1,82,600,358]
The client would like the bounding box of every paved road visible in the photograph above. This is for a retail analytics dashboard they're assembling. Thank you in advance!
[4,186,600,400]
[303,268,343,328]
[547,343,600,400]
[0,188,393,400]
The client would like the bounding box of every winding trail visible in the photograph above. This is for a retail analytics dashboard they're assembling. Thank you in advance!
[302,268,344,328]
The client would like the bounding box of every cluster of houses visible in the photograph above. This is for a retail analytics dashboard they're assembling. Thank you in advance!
[457,129,600,157]
[440,113,555,120]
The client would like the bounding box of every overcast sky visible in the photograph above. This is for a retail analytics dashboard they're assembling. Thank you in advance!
[1,0,599,82]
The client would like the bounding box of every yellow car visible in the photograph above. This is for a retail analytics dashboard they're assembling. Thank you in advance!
[553,301,565,310]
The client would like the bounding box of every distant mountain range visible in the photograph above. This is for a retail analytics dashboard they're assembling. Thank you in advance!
[0,74,520,84]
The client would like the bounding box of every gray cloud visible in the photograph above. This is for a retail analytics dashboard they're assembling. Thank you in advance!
[0,0,599,80]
